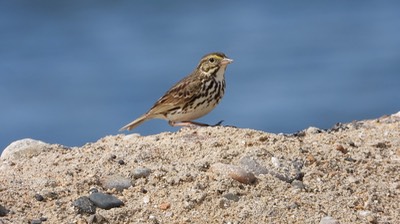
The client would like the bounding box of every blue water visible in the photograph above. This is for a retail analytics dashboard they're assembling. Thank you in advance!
[1,1,399,152]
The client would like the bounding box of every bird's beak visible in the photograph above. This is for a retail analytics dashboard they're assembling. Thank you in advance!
[220,57,233,65]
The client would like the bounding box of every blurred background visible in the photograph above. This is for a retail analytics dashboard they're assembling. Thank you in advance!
[1,1,399,152]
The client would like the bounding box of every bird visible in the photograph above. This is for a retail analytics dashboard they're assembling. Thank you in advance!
[119,52,233,131]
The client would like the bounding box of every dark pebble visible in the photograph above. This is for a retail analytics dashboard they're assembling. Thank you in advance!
[141,187,148,194]
[294,172,304,181]
[89,192,124,210]
[344,157,357,162]
[72,196,96,215]
[223,193,240,202]
[118,160,125,165]
[30,220,42,224]
[34,194,44,202]
[373,142,390,149]
[132,167,152,179]
[0,204,9,216]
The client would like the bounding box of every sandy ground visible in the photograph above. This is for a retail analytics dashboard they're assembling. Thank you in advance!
[1,112,399,224]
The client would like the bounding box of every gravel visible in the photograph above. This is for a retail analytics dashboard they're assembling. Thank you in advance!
[0,112,399,223]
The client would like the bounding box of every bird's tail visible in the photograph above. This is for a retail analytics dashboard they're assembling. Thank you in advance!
[119,114,149,131]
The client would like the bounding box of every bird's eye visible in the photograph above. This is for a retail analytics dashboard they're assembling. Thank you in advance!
[209,58,215,63]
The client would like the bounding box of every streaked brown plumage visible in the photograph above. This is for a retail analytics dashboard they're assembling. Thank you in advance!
[119,52,233,131]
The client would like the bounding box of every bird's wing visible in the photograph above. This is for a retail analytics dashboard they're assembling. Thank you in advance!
[146,74,201,116]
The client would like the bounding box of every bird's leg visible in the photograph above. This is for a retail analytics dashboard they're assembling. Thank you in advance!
[213,120,224,126]
[168,120,224,127]
[169,120,209,127]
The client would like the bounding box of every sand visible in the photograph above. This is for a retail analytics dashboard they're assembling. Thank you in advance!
[1,112,399,223]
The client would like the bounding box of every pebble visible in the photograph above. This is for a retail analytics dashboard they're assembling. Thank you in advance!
[72,196,96,214]
[219,198,231,209]
[291,180,306,190]
[319,216,340,224]
[89,188,99,194]
[306,154,316,164]
[34,193,45,202]
[211,163,256,184]
[143,195,150,204]
[287,202,299,209]
[159,202,171,210]
[101,175,132,191]
[239,156,268,175]
[132,167,152,179]
[271,157,281,168]
[305,126,323,135]
[335,145,348,154]
[358,210,372,217]
[30,220,42,224]
[1,138,49,161]
[0,204,9,216]
[89,192,124,209]
[223,193,240,202]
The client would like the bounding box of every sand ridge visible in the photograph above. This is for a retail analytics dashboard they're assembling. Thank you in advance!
[1,113,399,223]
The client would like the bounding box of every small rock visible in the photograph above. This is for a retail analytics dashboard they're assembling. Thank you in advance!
[358,209,377,223]
[0,204,9,216]
[73,196,96,215]
[306,154,316,164]
[148,214,158,223]
[373,142,390,149]
[143,195,150,204]
[159,202,171,210]
[34,194,45,202]
[305,126,323,134]
[140,187,148,194]
[344,157,356,162]
[287,202,299,209]
[219,198,231,209]
[30,219,42,224]
[1,139,49,161]
[223,193,239,202]
[319,216,340,224]
[211,163,256,184]
[358,210,372,217]
[271,157,281,168]
[89,188,99,194]
[101,175,132,191]
[291,180,306,190]
[132,167,152,179]
[89,192,124,209]
[118,160,125,165]
[239,156,268,175]
[42,191,58,200]
[335,145,348,154]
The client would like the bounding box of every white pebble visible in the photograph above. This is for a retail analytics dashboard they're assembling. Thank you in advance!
[271,157,281,168]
